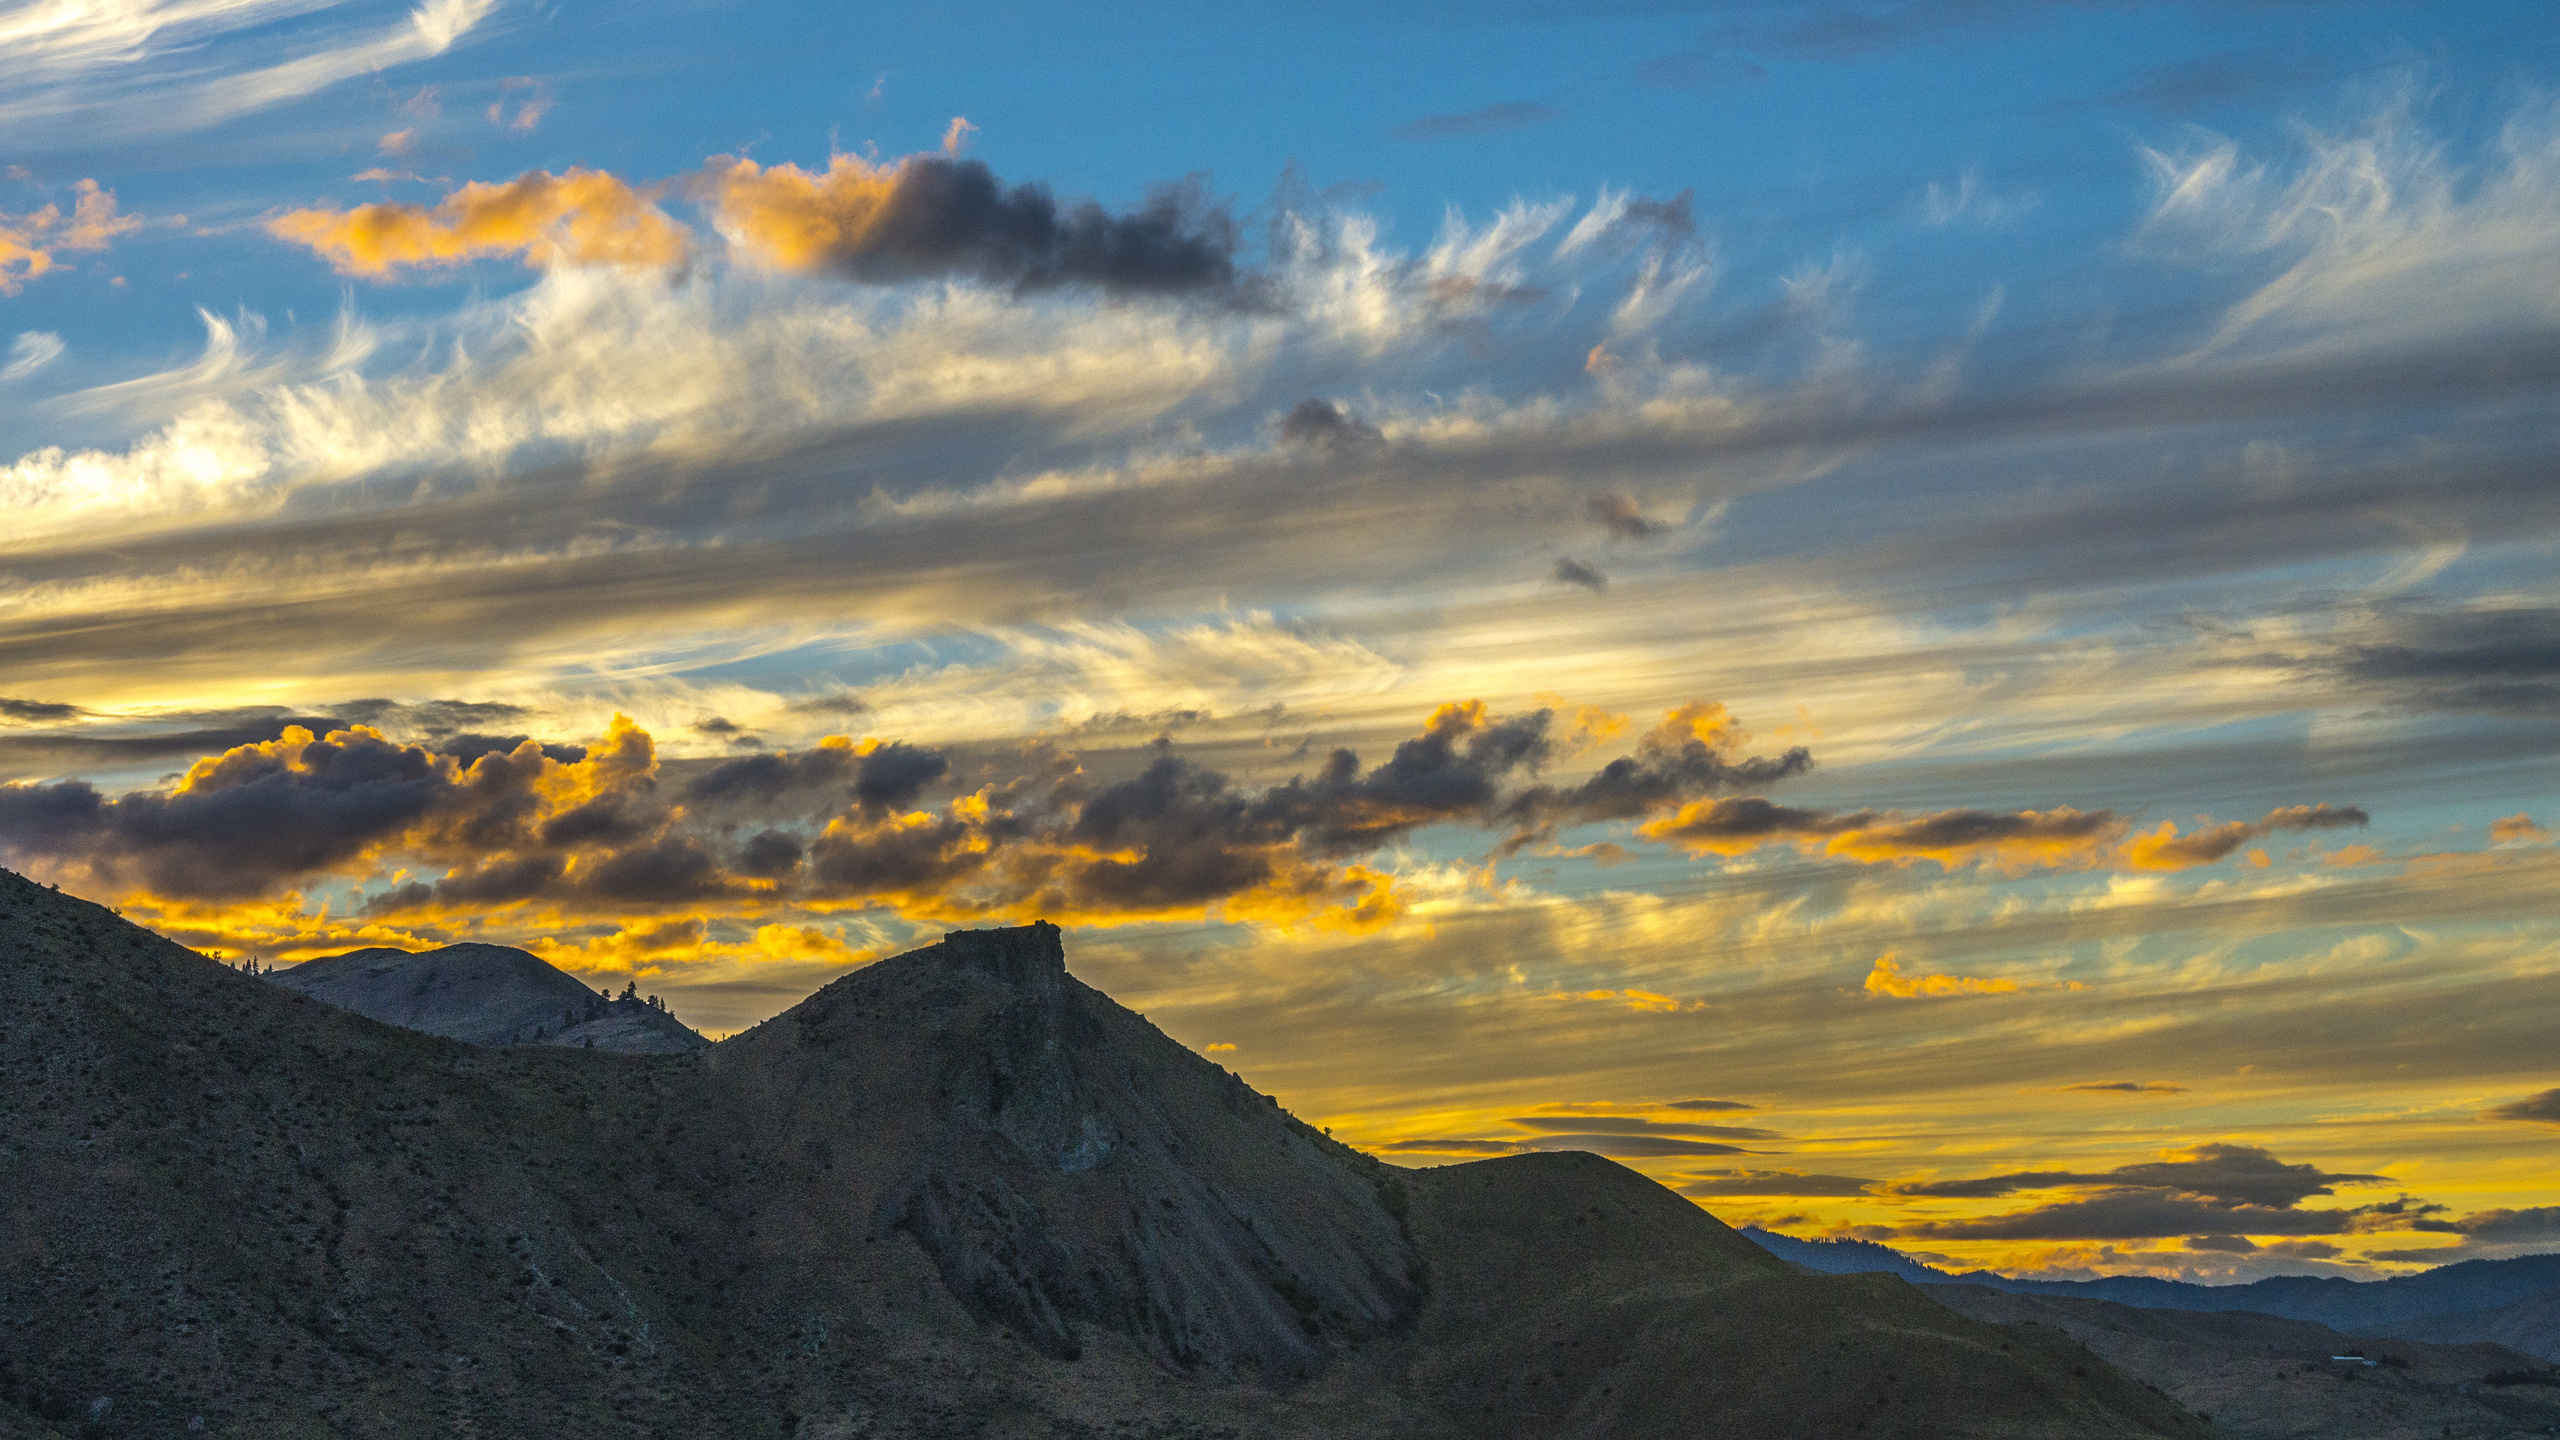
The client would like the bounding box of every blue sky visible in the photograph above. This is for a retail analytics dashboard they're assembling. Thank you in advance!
[3,0,2557,1280]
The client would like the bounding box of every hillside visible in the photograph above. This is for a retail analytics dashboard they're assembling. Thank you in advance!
[1927,1284,2560,1440]
[0,867,2205,1438]
[268,943,707,1054]
[2382,1284,2560,1360]
[1745,1227,2560,1350]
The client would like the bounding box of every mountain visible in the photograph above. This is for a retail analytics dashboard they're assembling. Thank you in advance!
[1741,1227,1948,1284]
[1927,1284,2560,1440]
[0,866,2207,1438]
[267,942,707,1053]
[2382,1283,2560,1360]
[1744,1227,2560,1350]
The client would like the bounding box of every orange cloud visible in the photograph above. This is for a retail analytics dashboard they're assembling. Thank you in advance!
[1863,953,2022,999]
[1,179,141,296]
[2490,812,2551,844]
[2120,803,2368,871]
[267,168,690,276]
[700,152,913,274]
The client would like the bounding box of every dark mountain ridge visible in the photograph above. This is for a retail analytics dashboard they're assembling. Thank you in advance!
[0,867,2204,1437]
[1744,1227,2560,1354]
[266,941,709,1053]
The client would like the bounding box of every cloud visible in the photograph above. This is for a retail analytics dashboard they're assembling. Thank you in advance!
[0,700,1805,933]
[1640,798,2121,870]
[1587,493,1662,539]
[1395,102,1559,141]
[1664,1098,1757,1112]
[1863,952,2019,998]
[1,332,63,380]
[268,169,691,276]
[702,152,1245,299]
[0,0,498,136]
[1882,1143,2426,1243]
[2490,813,2551,845]
[0,696,83,723]
[487,77,555,132]
[2482,1088,2560,1126]
[1553,557,1607,592]
[2063,1081,2188,1094]
[1507,1115,1781,1141]
[2121,803,2368,871]
[2142,94,2560,360]
[1635,793,2367,875]
[1888,1144,2389,1208]
[1676,1170,1878,1198]
[2409,1205,2560,1244]
[2306,605,2560,716]
[0,179,141,295]
[1274,398,1382,450]
[1498,704,1814,848]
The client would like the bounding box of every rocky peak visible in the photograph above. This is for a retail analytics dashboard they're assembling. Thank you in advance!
[930,921,1065,992]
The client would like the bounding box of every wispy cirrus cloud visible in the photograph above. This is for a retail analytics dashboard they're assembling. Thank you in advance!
[0,0,499,137]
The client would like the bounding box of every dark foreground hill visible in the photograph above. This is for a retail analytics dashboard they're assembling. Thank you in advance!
[0,868,2202,1438]
[268,942,707,1053]
[1746,1228,2560,1358]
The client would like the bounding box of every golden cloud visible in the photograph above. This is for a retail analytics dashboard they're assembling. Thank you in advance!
[0,179,141,296]
[267,168,690,276]
[1863,952,2022,999]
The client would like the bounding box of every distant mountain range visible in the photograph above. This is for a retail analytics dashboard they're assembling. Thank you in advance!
[1743,1227,2560,1358]
[266,942,707,1053]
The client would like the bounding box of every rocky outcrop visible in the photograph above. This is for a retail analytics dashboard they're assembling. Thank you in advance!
[736,921,1422,1380]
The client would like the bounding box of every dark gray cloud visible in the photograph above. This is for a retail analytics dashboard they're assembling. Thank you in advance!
[1665,1098,1758,1112]
[719,156,1248,300]
[2315,605,2560,715]
[1886,1145,2386,1208]
[2410,1206,2560,1243]
[737,828,805,879]
[688,745,857,805]
[0,710,354,772]
[1275,398,1382,450]
[2483,1087,2560,1126]
[1525,1133,1754,1157]
[1498,720,1815,847]
[1508,1115,1783,1141]
[0,697,83,723]
[1395,102,1559,141]
[688,739,948,816]
[2063,1081,2187,1094]
[1883,1144,2428,1243]
[853,741,951,815]
[0,727,451,899]
[1553,557,1607,592]
[785,693,869,718]
[1675,1170,1877,1198]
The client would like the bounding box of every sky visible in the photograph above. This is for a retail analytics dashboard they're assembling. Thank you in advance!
[2,0,2557,1284]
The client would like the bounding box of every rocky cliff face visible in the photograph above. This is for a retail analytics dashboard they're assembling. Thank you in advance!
[268,942,707,1053]
[709,921,1422,1379]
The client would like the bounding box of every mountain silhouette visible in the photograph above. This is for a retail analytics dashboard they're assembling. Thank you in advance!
[0,867,2204,1438]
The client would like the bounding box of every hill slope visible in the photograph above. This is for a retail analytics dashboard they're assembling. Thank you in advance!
[1,868,2202,1438]
[1744,1227,2560,1348]
[268,942,707,1053]
[1928,1283,2560,1440]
